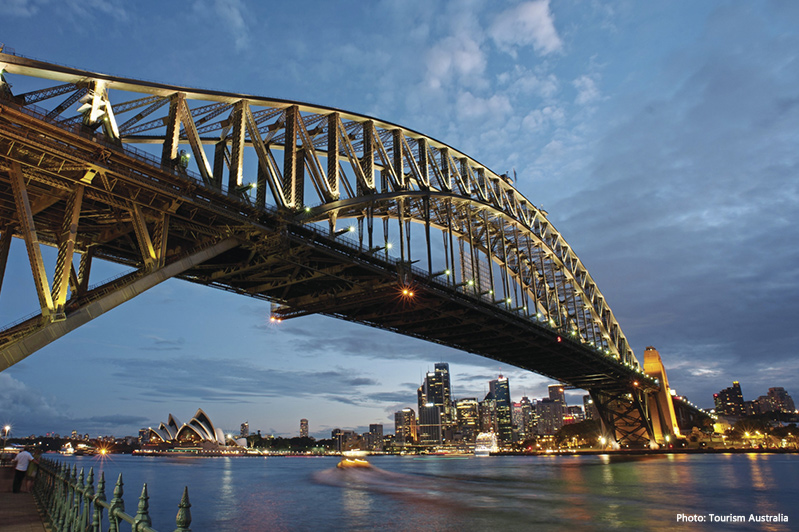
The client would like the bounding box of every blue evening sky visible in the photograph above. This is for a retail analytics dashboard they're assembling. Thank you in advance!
[0,1,797,439]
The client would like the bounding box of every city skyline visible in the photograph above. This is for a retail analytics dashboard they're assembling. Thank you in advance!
[1,2,798,439]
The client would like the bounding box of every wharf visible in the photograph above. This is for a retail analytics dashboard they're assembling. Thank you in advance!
[0,466,47,532]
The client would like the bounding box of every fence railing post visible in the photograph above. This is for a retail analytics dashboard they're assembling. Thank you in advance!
[174,486,192,532]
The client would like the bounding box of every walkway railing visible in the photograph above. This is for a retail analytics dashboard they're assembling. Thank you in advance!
[33,457,191,532]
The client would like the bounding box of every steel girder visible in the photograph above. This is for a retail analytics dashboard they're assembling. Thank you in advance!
[0,51,714,443]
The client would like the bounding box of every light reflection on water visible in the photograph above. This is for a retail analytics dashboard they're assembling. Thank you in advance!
[55,453,798,531]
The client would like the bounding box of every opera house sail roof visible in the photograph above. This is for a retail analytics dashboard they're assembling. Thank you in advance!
[147,409,230,446]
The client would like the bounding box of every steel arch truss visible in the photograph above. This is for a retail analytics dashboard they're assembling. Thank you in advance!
[0,51,714,443]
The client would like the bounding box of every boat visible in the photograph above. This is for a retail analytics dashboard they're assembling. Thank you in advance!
[474,432,499,457]
[337,449,371,469]
[337,457,372,469]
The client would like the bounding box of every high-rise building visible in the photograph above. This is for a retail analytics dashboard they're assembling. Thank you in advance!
[490,375,513,444]
[548,384,566,404]
[519,396,537,438]
[300,419,309,438]
[240,421,249,438]
[537,398,564,435]
[331,428,358,451]
[768,387,796,413]
[479,392,496,433]
[583,395,599,421]
[714,381,745,416]
[394,409,417,446]
[454,398,479,442]
[368,424,384,451]
[417,363,454,428]
[418,404,443,445]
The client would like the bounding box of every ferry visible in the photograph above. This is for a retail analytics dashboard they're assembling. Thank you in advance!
[474,432,499,457]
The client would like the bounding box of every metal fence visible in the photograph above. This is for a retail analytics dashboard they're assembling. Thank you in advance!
[33,457,191,532]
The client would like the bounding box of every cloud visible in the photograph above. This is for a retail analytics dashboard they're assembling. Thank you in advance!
[425,34,486,90]
[489,0,562,56]
[573,74,600,105]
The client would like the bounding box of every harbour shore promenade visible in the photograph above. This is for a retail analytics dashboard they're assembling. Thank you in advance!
[0,466,47,532]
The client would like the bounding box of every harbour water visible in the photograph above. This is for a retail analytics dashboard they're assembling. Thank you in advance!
[55,452,797,531]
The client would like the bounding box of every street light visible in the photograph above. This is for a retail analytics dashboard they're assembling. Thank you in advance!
[2,425,10,463]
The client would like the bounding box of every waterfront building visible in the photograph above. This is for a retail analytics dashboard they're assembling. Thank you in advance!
[332,429,358,451]
[146,409,234,448]
[519,396,537,438]
[537,398,564,435]
[300,418,309,438]
[479,392,496,434]
[366,424,384,451]
[768,387,796,413]
[394,408,417,446]
[417,364,454,431]
[490,375,513,444]
[418,404,443,445]
[714,381,745,416]
[454,398,479,442]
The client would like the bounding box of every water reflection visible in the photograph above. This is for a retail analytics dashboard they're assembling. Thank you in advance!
[53,453,798,531]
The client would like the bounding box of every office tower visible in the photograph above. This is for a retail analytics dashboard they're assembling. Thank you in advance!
[714,381,745,416]
[519,396,536,438]
[240,421,249,438]
[548,384,566,404]
[300,419,309,438]
[537,398,564,435]
[418,363,454,428]
[479,392,496,433]
[490,375,513,444]
[434,363,454,424]
[418,404,443,445]
[368,424,384,451]
[394,408,417,446]
[583,395,599,421]
[455,398,479,442]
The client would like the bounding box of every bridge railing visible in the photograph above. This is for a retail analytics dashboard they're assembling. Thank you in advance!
[33,456,191,532]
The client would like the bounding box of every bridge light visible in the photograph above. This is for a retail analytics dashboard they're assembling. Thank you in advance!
[506,298,512,304]
[633,381,639,387]
[468,279,474,286]
[386,242,393,250]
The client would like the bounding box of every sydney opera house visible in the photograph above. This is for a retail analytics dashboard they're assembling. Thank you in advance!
[144,409,243,450]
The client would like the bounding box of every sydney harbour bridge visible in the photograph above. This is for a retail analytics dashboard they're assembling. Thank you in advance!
[0,50,709,446]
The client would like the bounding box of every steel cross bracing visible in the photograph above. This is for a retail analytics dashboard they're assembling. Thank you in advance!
[0,51,710,445]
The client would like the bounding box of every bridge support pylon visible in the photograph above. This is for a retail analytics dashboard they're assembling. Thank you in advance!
[643,346,682,444]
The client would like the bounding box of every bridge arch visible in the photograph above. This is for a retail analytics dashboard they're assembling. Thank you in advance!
[0,51,710,445]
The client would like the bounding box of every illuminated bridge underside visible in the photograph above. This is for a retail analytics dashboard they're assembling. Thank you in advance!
[0,52,710,445]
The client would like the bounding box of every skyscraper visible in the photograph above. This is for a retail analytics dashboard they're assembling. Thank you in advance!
[455,398,479,442]
[490,375,512,444]
[240,421,249,438]
[367,424,384,451]
[417,363,454,428]
[418,404,443,445]
[300,418,309,438]
[714,381,745,416]
[394,408,417,446]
